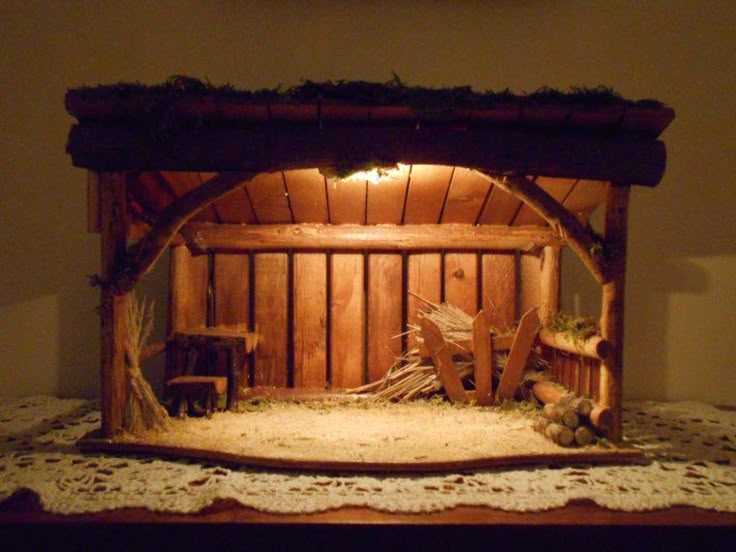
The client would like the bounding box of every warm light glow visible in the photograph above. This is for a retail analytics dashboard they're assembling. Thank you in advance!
[339,163,408,185]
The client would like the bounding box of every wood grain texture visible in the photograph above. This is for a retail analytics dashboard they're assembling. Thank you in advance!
[419,317,468,403]
[254,253,289,387]
[443,253,478,316]
[599,186,630,442]
[293,253,328,388]
[366,165,409,224]
[477,185,522,225]
[283,169,329,223]
[538,246,561,325]
[520,251,542,315]
[330,254,365,388]
[169,245,209,332]
[367,254,403,382]
[210,183,257,224]
[327,179,366,224]
[246,172,292,223]
[441,167,491,224]
[407,254,441,349]
[496,308,540,401]
[513,177,576,226]
[213,253,249,327]
[403,164,453,223]
[99,171,127,437]
[473,312,493,406]
[188,222,563,252]
[160,171,219,222]
[481,253,517,333]
[562,179,609,222]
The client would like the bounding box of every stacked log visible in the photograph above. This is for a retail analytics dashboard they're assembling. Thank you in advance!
[531,380,608,447]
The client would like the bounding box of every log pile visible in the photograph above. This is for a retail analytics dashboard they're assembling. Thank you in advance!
[530,380,609,447]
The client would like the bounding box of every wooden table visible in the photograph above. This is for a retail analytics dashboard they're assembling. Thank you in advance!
[1,490,734,549]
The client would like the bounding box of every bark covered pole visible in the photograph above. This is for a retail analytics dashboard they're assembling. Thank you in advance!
[99,171,128,438]
[599,185,630,442]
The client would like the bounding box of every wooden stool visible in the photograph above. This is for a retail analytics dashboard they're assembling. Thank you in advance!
[166,376,227,418]
[170,327,258,411]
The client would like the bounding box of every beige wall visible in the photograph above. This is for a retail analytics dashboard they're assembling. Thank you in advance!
[1,1,734,403]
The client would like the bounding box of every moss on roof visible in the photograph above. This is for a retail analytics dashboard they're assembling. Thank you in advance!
[68,75,664,109]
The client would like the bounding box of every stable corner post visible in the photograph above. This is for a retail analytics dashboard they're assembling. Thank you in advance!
[99,171,128,438]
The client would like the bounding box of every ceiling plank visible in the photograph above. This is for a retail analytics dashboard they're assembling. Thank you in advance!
[327,178,366,224]
[366,165,410,224]
[513,177,576,226]
[441,168,492,224]
[403,165,453,224]
[246,172,293,224]
[284,169,329,224]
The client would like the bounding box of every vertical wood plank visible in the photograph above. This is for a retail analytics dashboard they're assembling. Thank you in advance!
[444,253,478,316]
[169,245,209,332]
[481,253,516,333]
[403,165,454,223]
[473,312,494,406]
[599,185,630,442]
[496,308,540,401]
[440,168,491,224]
[520,251,542,315]
[407,253,442,349]
[293,253,328,388]
[367,254,403,382]
[538,246,561,326]
[254,253,289,386]
[366,165,410,224]
[420,317,469,403]
[330,254,365,388]
[327,179,366,224]
[284,169,329,223]
[99,171,127,438]
[214,253,250,327]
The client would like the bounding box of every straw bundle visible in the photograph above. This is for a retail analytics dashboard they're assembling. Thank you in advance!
[123,293,171,434]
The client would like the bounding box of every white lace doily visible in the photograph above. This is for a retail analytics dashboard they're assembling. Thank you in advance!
[1,396,734,515]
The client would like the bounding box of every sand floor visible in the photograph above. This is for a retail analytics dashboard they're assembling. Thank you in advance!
[114,400,633,468]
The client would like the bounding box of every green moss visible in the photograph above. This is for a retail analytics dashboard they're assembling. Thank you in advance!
[68,76,664,109]
[549,313,601,344]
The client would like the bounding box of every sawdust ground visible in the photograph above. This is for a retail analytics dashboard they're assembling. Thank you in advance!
[117,399,622,465]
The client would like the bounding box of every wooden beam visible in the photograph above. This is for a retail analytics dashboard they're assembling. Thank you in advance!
[68,124,668,186]
[113,171,254,295]
[485,175,608,284]
[537,328,610,360]
[186,222,564,252]
[599,186,630,442]
[496,308,540,401]
[98,171,127,438]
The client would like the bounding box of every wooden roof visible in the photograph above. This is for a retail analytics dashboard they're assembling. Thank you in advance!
[124,168,607,229]
[66,82,674,186]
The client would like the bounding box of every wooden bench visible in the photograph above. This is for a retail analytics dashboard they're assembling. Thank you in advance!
[166,376,227,418]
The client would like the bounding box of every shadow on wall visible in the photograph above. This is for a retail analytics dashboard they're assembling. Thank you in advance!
[562,240,710,401]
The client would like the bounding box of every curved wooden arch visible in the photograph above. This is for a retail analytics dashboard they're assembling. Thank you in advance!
[476,172,609,284]
[113,171,255,295]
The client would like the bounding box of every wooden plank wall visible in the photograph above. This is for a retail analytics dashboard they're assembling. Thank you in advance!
[168,246,607,393]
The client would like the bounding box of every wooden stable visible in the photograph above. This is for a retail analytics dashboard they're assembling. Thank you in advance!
[65,83,674,443]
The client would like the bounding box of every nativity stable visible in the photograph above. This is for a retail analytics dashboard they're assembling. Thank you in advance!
[65,79,674,469]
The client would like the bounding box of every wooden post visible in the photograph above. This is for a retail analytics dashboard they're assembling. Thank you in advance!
[539,246,561,326]
[599,185,630,442]
[99,171,128,438]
